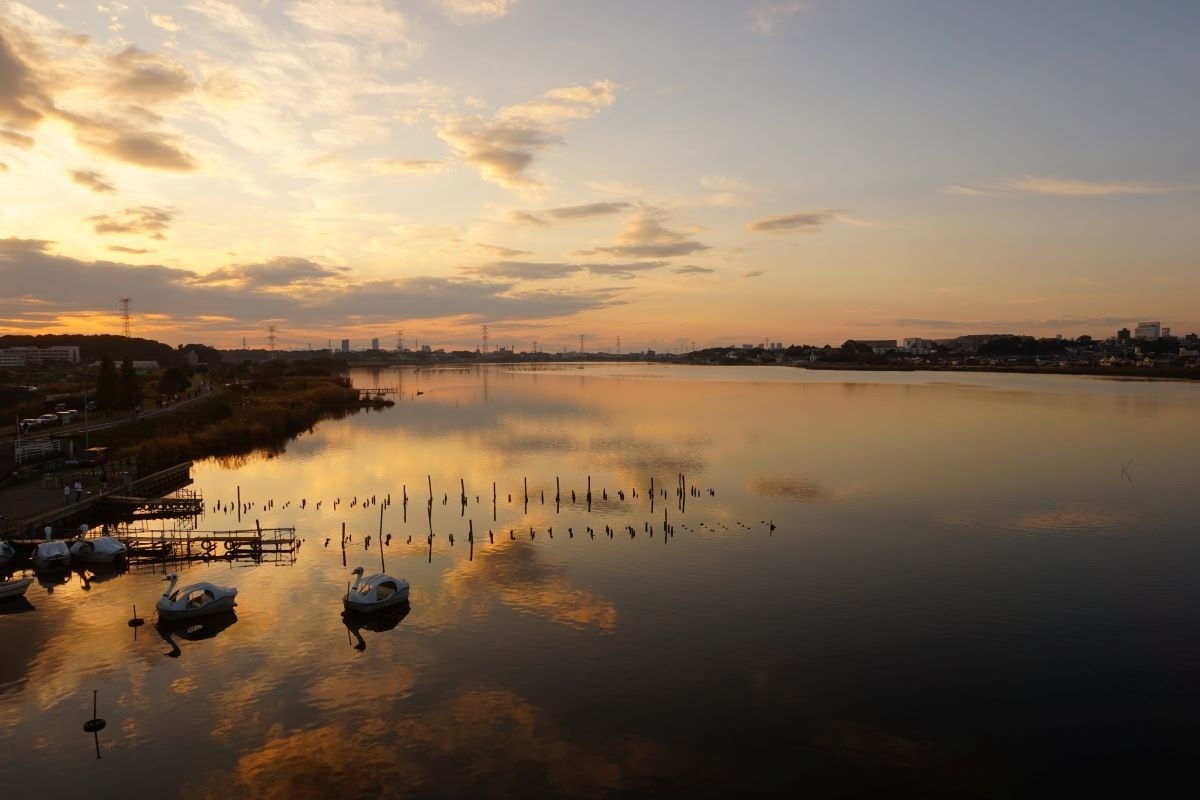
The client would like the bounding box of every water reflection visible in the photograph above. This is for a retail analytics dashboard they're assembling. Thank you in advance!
[156,611,240,659]
[341,601,410,651]
[3,366,1200,797]
[0,596,35,615]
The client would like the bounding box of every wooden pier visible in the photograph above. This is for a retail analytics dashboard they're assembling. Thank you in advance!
[116,523,297,565]
[99,489,204,519]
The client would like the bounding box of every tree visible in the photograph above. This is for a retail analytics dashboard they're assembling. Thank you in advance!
[119,358,140,409]
[157,366,191,396]
[95,355,119,410]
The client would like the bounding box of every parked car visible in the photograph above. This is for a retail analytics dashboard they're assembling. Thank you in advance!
[38,413,59,426]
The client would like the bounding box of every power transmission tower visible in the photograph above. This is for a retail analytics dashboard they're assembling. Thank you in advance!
[481,324,489,354]
[579,333,585,354]
[119,298,132,338]
[616,336,621,355]
[395,329,404,352]
[267,325,277,355]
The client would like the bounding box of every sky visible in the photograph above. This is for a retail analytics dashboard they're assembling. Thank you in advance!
[1,0,1197,353]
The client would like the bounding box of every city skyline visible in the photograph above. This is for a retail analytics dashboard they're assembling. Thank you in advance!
[2,1,1198,352]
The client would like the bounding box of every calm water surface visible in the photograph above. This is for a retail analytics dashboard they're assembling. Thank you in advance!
[3,365,1199,797]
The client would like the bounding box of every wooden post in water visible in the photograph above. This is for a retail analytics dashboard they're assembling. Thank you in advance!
[493,481,497,521]
[378,506,386,574]
[587,475,592,512]
[427,474,433,506]
[237,485,241,523]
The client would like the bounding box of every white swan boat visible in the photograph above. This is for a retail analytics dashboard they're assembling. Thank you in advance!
[343,566,409,613]
[70,536,128,564]
[33,540,70,570]
[0,576,34,600]
[156,573,238,621]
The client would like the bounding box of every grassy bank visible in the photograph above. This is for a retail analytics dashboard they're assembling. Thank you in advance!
[88,374,389,473]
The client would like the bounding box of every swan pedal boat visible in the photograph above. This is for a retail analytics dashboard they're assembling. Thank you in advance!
[344,566,410,613]
[70,536,128,564]
[0,541,15,570]
[156,573,238,621]
[33,541,70,570]
[0,576,34,600]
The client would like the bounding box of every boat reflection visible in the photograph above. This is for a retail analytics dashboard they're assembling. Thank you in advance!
[75,562,128,591]
[35,566,72,592]
[341,601,411,651]
[155,610,239,658]
[0,596,35,615]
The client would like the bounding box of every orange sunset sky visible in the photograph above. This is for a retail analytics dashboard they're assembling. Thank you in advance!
[2,1,1198,352]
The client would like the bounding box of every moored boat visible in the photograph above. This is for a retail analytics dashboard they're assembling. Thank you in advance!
[156,573,238,621]
[0,576,34,600]
[70,536,128,564]
[343,566,410,613]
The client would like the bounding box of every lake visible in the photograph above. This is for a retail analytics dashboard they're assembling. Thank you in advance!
[2,364,1199,798]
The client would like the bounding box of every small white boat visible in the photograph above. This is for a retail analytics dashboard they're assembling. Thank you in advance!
[343,566,409,613]
[33,540,70,570]
[0,576,34,600]
[70,536,128,564]
[0,540,15,570]
[156,573,238,621]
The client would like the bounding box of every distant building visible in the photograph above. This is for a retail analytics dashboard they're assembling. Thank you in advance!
[903,338,935,354]
[0,345,81,367]
[340,339,350,353]
[371,337,380,350]
[856,339,897,354]
[1117,328,1131,342]
[1134,321,1161,340]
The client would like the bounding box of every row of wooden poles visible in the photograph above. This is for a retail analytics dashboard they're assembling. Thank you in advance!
[221,471,708,526]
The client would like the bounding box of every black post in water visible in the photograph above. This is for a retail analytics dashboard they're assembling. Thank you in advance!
[378,506,386,574]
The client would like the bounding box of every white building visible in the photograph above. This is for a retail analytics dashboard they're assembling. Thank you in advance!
[1134,321,1161,340]
[0,345,81,367]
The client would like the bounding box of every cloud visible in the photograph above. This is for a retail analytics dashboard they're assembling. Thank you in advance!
[88,206,173,239]
[105,45,195,103]
[148,13,182,33]
[476,261,581,281]
[0,24,197,171]
[0,28,50,129]
[0,129,35,148]
[943,175,1182,198]
[1002,175,1179,197]
[435,1,520,22]
[544,201,631,220]
[196,257,351,289]
[508,210,549,227]
[476,243,530,258]
[673,265,715,275]
[579,206,709,258]
[285,0,424,66]
[746,208,844,233]
[0,240,623,336]
[583,261,668,279]
[750,2,806,35]
[938,184,1001,198]
[474,259,668,281]
[369,158,447,174]
[62,110,197,171]
[107,245,152,254]
[744,270,763,278]
[438,80,618,191]
[68,169,116,193]
[0,161,6,172]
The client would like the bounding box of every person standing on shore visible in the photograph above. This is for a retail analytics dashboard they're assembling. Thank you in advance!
[74,480,82,502]
[63,484,71,505]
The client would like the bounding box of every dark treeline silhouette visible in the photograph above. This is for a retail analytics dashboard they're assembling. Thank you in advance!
[0,334,178,365]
